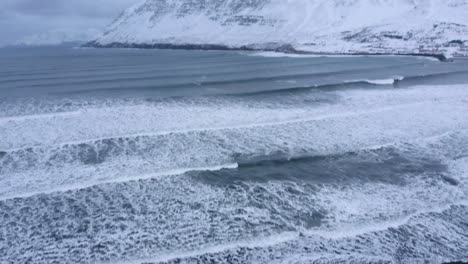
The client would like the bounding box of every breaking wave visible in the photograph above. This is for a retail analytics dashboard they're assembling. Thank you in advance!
[1,50,468,264]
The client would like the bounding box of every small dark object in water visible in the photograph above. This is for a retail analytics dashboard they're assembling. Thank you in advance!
[440,175,460,186]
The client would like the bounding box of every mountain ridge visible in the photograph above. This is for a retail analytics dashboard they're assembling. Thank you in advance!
[88,0,468,57]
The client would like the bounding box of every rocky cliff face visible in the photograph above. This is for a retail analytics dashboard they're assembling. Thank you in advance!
[90,0,468,56]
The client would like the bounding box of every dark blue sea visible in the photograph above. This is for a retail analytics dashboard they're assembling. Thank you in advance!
[0,47,468,264]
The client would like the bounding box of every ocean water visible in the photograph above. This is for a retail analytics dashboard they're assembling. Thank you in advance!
[0,47,468,264]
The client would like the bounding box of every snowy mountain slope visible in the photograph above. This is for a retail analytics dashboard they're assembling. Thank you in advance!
[89,0,468,56]
[17,29,100,47]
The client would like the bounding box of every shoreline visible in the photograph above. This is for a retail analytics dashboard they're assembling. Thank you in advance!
[84,41,451,61]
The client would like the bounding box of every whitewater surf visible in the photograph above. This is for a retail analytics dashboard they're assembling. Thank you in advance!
[0,47,467,264]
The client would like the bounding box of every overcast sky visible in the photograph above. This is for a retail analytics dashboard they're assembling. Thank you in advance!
[0,0,139,46]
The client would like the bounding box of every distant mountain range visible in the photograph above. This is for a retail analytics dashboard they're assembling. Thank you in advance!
[14,29,100,47]
[88,0,468,57]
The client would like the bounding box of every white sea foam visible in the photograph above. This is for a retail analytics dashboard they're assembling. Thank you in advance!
[2,84,467,150]
[0,110,82,123]
[345,78,396,85]
[394,75,405,81]
[366,78,395,85]
[0,100,440,151]
[1,124,466,263]
[344,76,404,85]
[0,163,238,201]
[118,232,299,264]
[114,199,468,264]
[245,51,361,58]
[1,85,468,200]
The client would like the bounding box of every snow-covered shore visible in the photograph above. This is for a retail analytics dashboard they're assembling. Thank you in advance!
[88,0,468,57]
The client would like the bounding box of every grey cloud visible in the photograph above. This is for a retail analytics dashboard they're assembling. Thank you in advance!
[0,0,138,46]
[7,0,134,17]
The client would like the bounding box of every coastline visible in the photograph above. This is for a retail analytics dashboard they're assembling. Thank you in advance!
[84,41,451,62]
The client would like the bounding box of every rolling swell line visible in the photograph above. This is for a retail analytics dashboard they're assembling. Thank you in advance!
[0,58,286,79]
[2,69,463,119]
[0,59,342,84]
[5,68,464,100]
[0,54,332,80]
[35,63,420,94]
[0,52,245,76]
[399,70,468,83]
[5,67,376,90]
[231,80,384,96]
[0,65,338,88]
[231,70,468,97]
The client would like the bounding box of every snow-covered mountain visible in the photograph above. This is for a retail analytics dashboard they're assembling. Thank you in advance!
[17,29,100,47]
[89,0,468,57]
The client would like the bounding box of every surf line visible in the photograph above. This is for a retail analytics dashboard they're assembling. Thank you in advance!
[0,163,239,201]
[2,99,445,152]
[3,126,467,202]
[0,110,83,123]
[115,199,468,264]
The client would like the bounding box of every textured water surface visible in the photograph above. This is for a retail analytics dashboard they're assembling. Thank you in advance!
[0,47,467,264]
